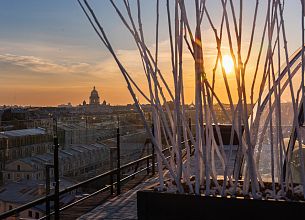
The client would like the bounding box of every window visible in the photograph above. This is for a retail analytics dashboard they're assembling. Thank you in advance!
[26,175,30,180]
[17,165,20,171]
[9,205,12,210]
[28,210,33,217]
[35,212,39,219]
[7,173,10,179]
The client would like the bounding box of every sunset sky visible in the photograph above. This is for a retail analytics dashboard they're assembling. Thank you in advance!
[0,0,303,106]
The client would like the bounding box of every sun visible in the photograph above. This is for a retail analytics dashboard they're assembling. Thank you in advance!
[222,55,234,74]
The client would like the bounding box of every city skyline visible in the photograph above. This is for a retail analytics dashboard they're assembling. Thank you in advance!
[1,1,305,219]
[0,1,303,106]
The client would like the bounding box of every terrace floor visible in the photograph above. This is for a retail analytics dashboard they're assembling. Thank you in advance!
[71,144,238,219]
[76,176,159,220]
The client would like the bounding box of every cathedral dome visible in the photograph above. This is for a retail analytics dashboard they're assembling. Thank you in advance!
[89,86,100,105]
[91,86,99,97]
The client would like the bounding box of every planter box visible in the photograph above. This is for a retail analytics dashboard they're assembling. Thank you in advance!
[137,190,305,220]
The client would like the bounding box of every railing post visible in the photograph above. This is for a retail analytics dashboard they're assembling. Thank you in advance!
[53,136,60,220]
[188,117,192,151]
[146,156,150,175]
[116,127,121,195]
[45,164,53,220]
[110,173,114,195]
[151,123,155,176]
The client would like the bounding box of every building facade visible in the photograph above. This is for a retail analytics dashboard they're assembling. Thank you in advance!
[2,143,110,183]
[0,179,76,220]
[0,128,53,162]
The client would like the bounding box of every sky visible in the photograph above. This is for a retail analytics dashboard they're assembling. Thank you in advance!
[0,0,303,106]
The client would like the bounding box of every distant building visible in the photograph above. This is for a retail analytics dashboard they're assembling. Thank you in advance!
[58,102,73,108]
[0,128,52,186]
[89,86,100,105]
[56,122,115,147]
[0,178,76,219]
[0,128,52,161]
[0,108,28,131]
[80,86,110,113]
[0,107,54,134]
[2,143,110,183]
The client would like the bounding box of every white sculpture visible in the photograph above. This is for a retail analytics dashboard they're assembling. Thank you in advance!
[78,0,305,200]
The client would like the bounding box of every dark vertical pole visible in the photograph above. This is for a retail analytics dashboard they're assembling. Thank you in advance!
[85,116,88,144]
[151,124,155,176]
[53,117,60,220]
[54,136,60,220]
[146,153,150,175]
[45,164,52,220]
[301,0,305,121]
[116,126,121,195]
[109,147,114,195]
[188,118,192,151]
[110,173,113,195]
[0,139,5,186]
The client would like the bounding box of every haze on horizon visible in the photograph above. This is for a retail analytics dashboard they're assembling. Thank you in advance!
[0,0,303,107]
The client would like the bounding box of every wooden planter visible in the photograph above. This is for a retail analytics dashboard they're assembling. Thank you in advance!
[137,190,305,220]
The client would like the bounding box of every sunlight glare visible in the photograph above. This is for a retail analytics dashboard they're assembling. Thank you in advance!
[222,55,234,74]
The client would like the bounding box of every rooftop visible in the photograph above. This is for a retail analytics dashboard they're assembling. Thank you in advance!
[0,128,46,138]
[5,143,109,170]
[0,178,76,208]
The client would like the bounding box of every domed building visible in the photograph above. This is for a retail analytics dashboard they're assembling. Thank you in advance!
[89,86,100,105]
[80,86,110,113]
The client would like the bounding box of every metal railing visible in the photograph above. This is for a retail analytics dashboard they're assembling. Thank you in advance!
[0,141,173,220]
[0,118,194,220]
